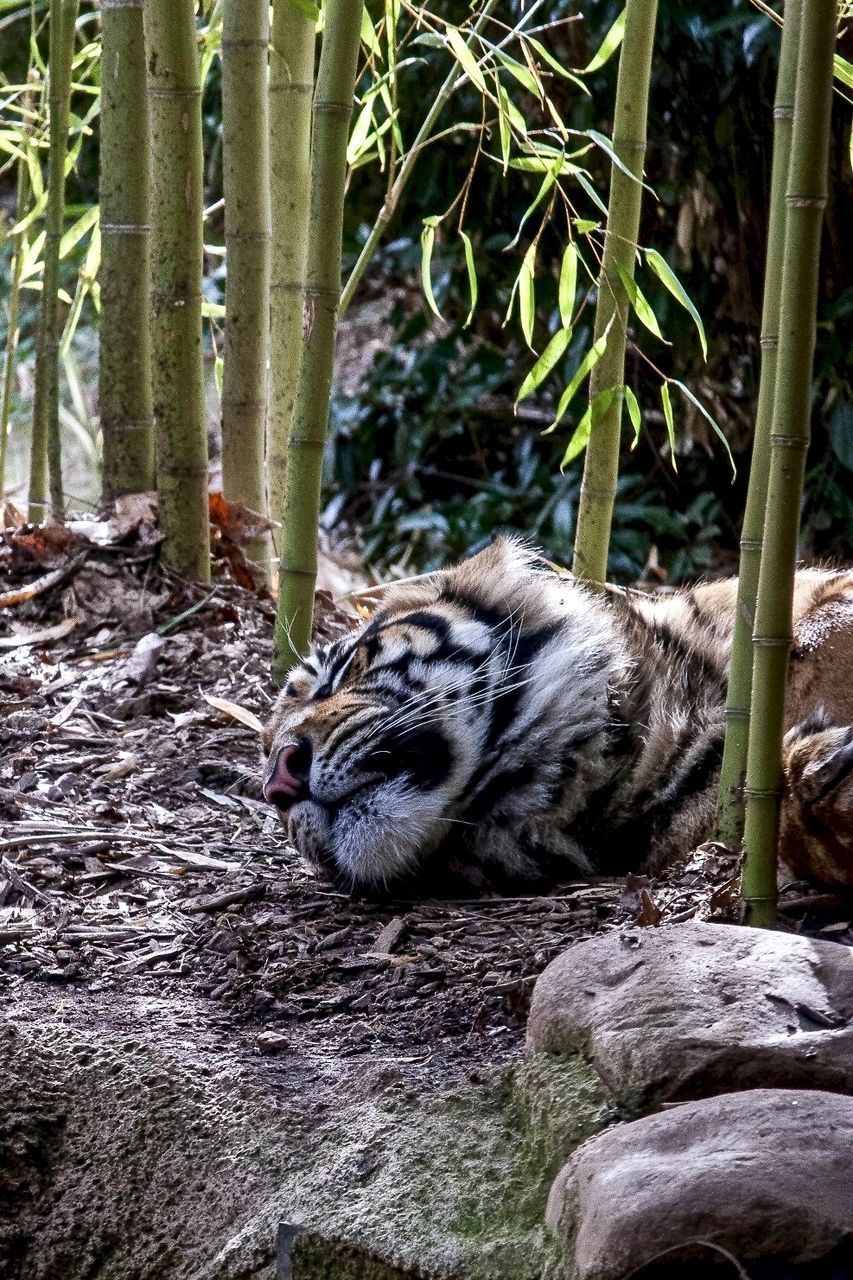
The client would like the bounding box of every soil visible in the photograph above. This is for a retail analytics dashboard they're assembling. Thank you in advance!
[2,506,851,1094]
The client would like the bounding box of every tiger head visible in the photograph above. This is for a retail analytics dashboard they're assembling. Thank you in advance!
[262,538,628,892]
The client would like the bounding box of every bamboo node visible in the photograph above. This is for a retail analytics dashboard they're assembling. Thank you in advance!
[610,137,647,154]
[101,223,151,235]
[752,635,792,648]
[221,39,269,50]
[739,539,763,551]
[101,417,155,433]
[269,82,314,96]
[743,787,781,799]
[758,335,778,350]
[769,433,808,450]
[772,105,794,120]
[313,101,355,118]
[147,87,203,100]
[785,195,826,209]
[100,0,144,8]
[278,566,319,580]
[724,708,750,721]
[304,286,341,302]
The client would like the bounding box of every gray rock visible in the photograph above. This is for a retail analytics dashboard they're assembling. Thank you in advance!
[527,921,853,1106]
[546,1088,853,1279]
[0,989,608,1280]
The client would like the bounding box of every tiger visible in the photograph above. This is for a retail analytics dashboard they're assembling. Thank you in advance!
[261,536,853,893]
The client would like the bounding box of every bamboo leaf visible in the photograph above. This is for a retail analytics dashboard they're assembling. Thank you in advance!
[360,5,381,54]
[586,128,653,191]
[660,381,677,471]
[420,217,442,318]
[574,171,608,216]
[558,241,578,328]
[547,318,613,431]
[573,217,599,235]
[58,203,97,259]
[561,387,619,468]
[494,48,540,98]
[507,160,560,249]
[833,54,853,91]
[516,326,571,403]
[460,229,477,327]
[645,247,708,359]
[669,377,736,477]
[202,692,265,735]
[582,8,626,74]
[347,99,374,164]
[525,36,590,94]
[624,384,642,445]
[519,242,536,350]
[494,74,510,173]
[616,264,665,341]
[446,27,486,94]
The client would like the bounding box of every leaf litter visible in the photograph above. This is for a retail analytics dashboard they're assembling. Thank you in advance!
[2,506,850,1086]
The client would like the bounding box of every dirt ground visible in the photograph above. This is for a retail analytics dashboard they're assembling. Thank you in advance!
[2,505,851,1091]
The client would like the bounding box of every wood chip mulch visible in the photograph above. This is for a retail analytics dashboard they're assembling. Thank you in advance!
[2,509,851,1083]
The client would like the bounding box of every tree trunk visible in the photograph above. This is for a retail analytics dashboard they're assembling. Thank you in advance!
[742,0,836,927]
[716,0,803,847]
[221,0,272,577]
[267,0,316,562]
[272,0,363,679]
[570,0,658,586]
[144,0,210,581]
[99,0,155,499]
[28,0,79,521]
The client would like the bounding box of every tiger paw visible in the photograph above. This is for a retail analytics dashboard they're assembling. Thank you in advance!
[780,715,853,886]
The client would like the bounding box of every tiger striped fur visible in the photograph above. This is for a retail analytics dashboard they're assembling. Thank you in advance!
[262,537,853,892]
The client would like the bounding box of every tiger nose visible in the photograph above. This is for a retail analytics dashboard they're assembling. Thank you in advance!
[263,739,312,807]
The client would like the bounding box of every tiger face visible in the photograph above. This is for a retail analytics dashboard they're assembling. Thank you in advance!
[262,538,627,890]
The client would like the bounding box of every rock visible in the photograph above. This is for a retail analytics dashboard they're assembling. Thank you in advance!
[546,1088,853,1279]
[255,1029,290,1054]
[527,921,853,1106]
[0,989,608,1280]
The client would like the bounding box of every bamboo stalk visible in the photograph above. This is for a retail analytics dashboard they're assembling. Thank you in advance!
[272,0,363,679]
[570,0,658,586]
[267,0,316,555]
[221,0,272,577]
[742,0,837,927]
[716,0,803,847]
[29,0,78,521]
[0,79,34,497]
[143,0,210,582]
[99,0,155,498]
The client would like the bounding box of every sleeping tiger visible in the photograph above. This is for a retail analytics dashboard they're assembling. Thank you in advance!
[262,537,853,893]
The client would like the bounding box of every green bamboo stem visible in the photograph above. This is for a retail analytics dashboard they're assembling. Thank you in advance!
[267,0,316,552]
[272,0,363,679]
[99,0,155,499]
[742,0,837,928]
[221,0,272,576]
[716,0,803,847]
[571,0,658,586]
[29,0,78,522]
[338,0,500,317]
[144,0,210,582]
[0,90,33,496]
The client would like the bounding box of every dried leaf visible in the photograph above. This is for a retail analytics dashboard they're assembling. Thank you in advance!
[202,693,265,735]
